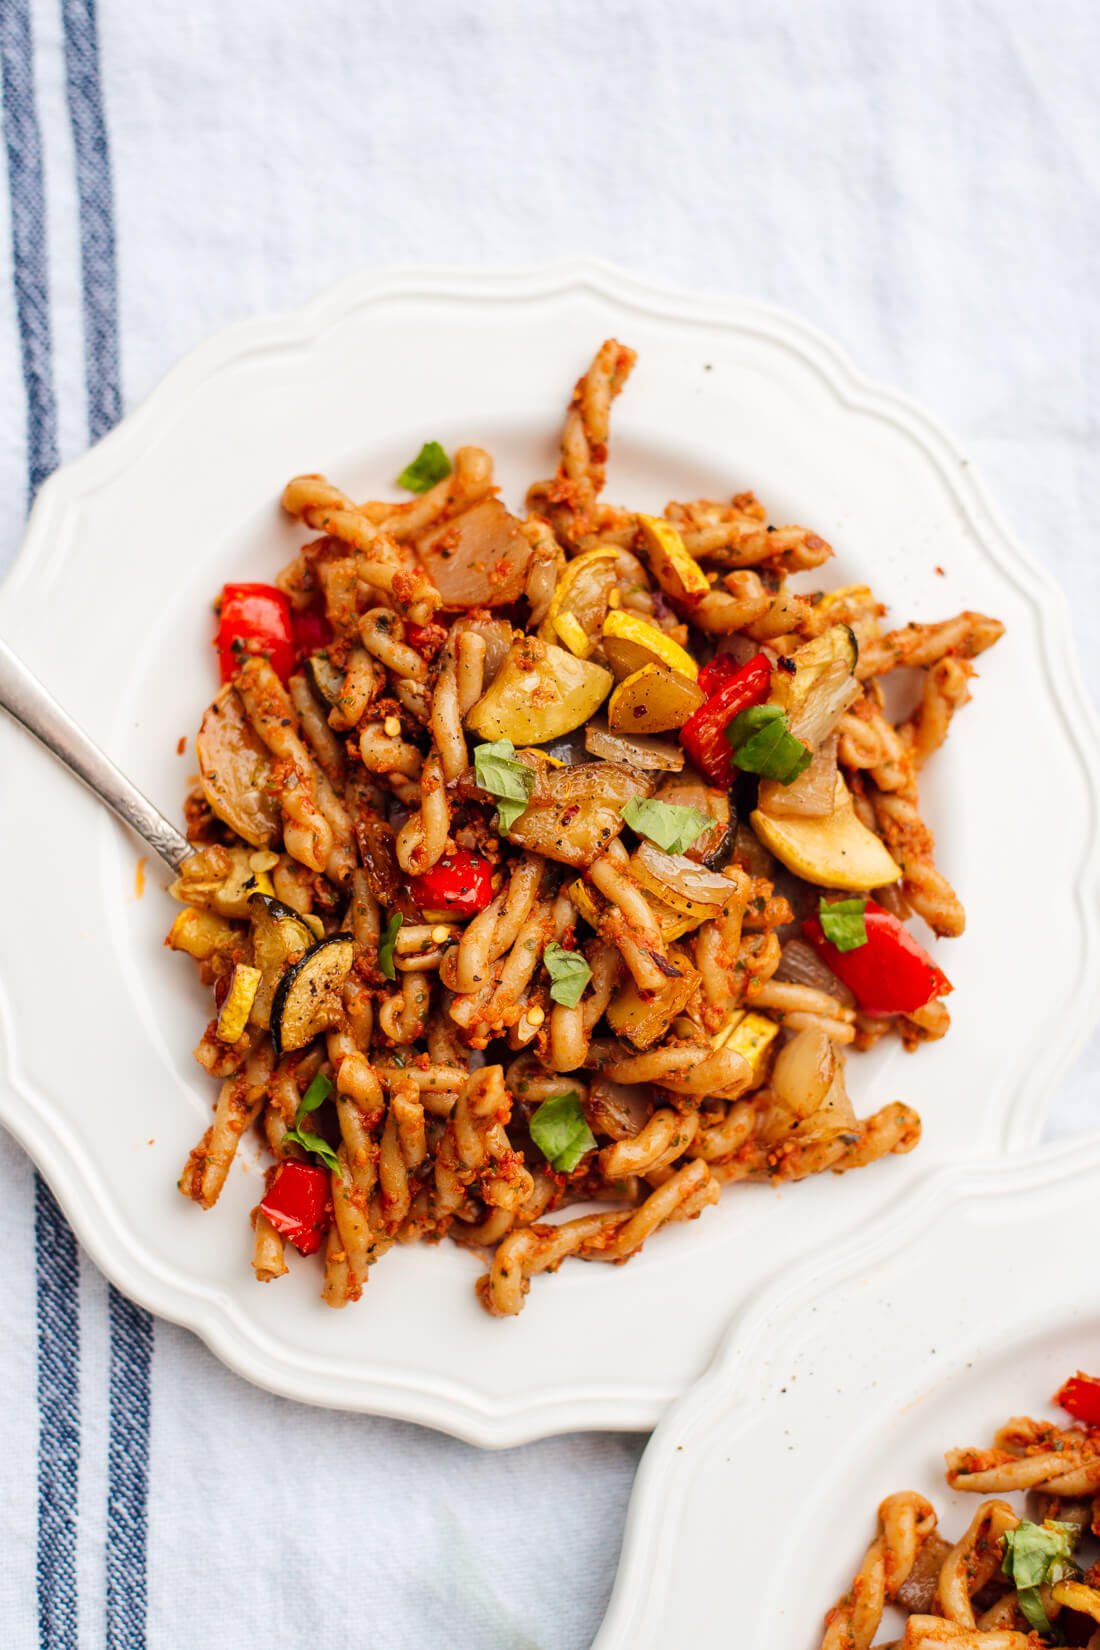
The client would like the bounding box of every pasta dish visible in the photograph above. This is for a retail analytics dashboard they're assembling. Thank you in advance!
[166,340,1003,1314]
[822,1371,1100,1647]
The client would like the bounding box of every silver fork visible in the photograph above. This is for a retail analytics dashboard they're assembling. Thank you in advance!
[0,637,193,872]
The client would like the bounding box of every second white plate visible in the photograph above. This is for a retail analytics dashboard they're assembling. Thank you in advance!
[594,1135,1100,1648]
[0,261,1097,1442]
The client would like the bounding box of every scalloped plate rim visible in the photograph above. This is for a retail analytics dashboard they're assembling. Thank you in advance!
[0,258,1097,1447]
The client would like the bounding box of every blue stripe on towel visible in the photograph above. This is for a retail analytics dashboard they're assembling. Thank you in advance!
[33,1180,82,1650]
[60,0,120,441]
[0,0,60,501]
[60,3,155,1645]
[105,1293,153,1650]
[1,4,81,1647]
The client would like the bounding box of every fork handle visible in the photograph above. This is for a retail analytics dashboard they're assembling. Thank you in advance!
[0,637,193,872]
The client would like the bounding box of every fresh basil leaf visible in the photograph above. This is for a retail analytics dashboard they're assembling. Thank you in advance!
[283,1127,343,1177]
[1016,1588,1053,1637]
[474,738,535,833]
[543,942,592,1007]
[296,1071,334,1124]
[1002,1520,1079,1634]
[529,1092,597,1173]
[396,441,452,493]
[819,896,868,953]
[378,912,403,981]
[621,796,713,855]
[727,704,812,784]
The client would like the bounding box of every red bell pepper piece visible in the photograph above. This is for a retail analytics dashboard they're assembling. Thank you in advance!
[291,604,333,661]
[259,1161,330,1255]
[1055,1372,1100,1427]
[679,653,773,786]
[696,653,745,698]
[216,582,296,684]
[802,899,953,1016]
[409,849,493,918]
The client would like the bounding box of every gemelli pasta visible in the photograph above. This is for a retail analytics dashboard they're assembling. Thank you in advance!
[168,341,1003,1315]
[821,1374,1100,1647]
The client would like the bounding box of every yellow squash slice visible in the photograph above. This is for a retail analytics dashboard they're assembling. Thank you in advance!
[751,773,901,891]
[216,964,262,1044]
[637,514,710,602]
[466,637,613,745]
[601,609,698,681]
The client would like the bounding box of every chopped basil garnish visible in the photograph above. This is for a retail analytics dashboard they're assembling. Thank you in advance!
[543,942,592,1007]
[1001,1520,1080,1635]
[378,912,403,980]
[396,441,452,493]
[621,796,713,855]
[282,1072,343,1174]
[474,738,534,832]
[727,704,812,784]
[529,1092,597,1173]
[819,896,868,952]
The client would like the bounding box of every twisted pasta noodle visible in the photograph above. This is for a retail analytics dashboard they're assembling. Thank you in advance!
[289,672,346,787]
[664,494,834,573]
[366,445,495,541]
[548,938,620,1071]
[935,1500,1021,1628]
[448,898,556,1043]
[751,979,857,1043]
[434,1065,533,1221]
[377,1076,428,1232]
[946,1417,1100,1496]
[428,654,468,782]
[604,1042,753,1099]
[179,1037,275,1208]
[689,1099,756,1162]
[900,1622,1030,1647]
[587,849,673,993]
[599,1106,698,1180]
[713,1099,920,1183]
[358,607,428,681]
[281,474,440,624]
[857,610,1005,679]
[520,516,565,624]
[820,1491,938,1650]
[526,338,637,535]
[454,855,543,994]
[395,751,449,874]
[358,718,423,778]
[870,785,966,938]
[900,655,976,769]
[326,645,380,731]
[838,687,916,792]
[251,1212,288,1283]
[236,657,334,872]
[377,970,431,1044]
[476,1159,717,1316]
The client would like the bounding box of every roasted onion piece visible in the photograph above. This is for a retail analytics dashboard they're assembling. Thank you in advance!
[630,841,737,921]
[417,498,533,608]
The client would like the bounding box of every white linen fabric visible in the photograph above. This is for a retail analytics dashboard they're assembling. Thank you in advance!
[0,3,1097,1647]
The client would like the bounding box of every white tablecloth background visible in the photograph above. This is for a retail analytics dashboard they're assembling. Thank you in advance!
[1,4,1097,1647]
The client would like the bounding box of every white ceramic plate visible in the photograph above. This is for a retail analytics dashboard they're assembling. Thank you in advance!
[594,1134,1100,1649]
[0,262,1097,1445]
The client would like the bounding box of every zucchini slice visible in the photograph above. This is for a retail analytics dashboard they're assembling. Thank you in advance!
[772,624,860,748]
[248,893,317,1030]
[270,933,354,1058]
